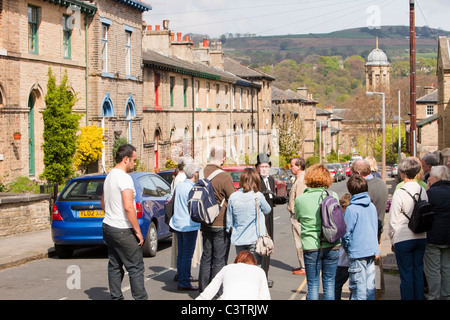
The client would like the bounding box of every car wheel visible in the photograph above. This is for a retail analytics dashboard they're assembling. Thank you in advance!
[142,221,157,257]
[55,244,73,259]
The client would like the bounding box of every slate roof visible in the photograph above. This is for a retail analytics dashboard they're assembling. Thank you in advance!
[224,57,275,81]
[416,89,437,103]
[142,50,255,85]
[271,87,317,104]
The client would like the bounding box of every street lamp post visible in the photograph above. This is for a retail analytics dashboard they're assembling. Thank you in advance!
[366,91,386,182]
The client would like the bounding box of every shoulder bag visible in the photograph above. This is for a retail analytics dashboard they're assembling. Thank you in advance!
[255,196,274,256]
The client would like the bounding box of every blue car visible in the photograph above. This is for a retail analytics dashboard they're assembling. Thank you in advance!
[51,172,172,258]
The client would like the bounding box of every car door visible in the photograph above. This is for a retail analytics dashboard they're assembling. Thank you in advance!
[137,174,172,239]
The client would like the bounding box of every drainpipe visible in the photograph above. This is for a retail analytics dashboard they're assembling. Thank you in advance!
[85,10,95,126]
[191,75,195,159]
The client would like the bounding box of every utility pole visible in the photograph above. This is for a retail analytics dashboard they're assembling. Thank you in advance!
[410,0,417,157]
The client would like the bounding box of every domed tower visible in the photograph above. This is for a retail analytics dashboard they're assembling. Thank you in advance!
[365,37,390,92]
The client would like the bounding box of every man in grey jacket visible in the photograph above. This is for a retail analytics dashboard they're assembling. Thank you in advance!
[288,157,306,275]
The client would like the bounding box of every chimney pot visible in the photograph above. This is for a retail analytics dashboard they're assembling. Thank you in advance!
[147,25,152,30]
[203,39,209,48]
[177,33,182,42]
[155,25,160,31]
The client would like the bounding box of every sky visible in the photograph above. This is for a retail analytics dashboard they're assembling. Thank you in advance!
[141,0,450,38]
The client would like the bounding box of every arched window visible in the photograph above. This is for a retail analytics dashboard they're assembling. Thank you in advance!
[0,86,4,106]
[101,93,114,117]
[100,94,114,171]
[125,95,136,143]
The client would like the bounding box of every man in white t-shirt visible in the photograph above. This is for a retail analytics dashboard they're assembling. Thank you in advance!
[101,144,147,300]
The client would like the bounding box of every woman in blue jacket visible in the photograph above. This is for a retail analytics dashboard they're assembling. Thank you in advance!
[341,175,380,300]
[226,168,271,265]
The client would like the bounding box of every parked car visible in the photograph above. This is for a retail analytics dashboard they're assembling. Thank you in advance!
[157,168,176,186]
[391,164,398,177]
[51,172,172,258]
[222,166,287,197]
[222,166,252,190]
[333,163,345,181]
[342,162,352,177]
[270,167,292,195]
[326,164,338,182]
[268,168,288,197]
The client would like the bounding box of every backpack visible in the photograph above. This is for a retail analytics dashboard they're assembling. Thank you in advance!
[319,190,346,244]
[187,169,224,224]
[400,187,435,233]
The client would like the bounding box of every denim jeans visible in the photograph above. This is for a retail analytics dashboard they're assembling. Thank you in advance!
[176,230,198,288]
[199,226,230,292]
[394,238,426,300]
[348,256,376,300]
[303,248,339,300]
[235,243,262,266]
[102,224,148,300]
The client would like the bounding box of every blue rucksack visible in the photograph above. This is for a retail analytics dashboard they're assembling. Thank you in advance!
[319,190,346,244]
[188,169,224,224]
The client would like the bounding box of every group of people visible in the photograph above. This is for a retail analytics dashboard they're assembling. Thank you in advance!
[99,142,450,301]
[170,149,287,299]
[388,154,450,300]
[292,159,386,301]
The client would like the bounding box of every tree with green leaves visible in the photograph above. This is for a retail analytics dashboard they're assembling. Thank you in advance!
[41,68,81,184]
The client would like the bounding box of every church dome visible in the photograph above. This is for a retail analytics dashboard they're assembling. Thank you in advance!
[366,48,390,66]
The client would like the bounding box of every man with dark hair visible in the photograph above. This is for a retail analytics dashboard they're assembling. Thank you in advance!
[420,153,439,184]
[101,143,147,300]
[288,157,306,275]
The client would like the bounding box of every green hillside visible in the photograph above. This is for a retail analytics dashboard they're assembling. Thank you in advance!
[220,25,449,66]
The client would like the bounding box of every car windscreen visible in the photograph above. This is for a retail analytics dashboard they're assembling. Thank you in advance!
[138,174,171,197]
[59,179,104,201]
[227,171,242,183]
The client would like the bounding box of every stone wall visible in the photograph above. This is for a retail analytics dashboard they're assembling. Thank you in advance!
[0,193,51,237]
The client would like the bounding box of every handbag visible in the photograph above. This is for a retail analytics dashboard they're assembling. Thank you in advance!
[164,191,175,226]
[255,197,274,257]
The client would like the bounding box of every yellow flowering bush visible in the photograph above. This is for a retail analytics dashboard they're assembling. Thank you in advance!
[74,125,104,169]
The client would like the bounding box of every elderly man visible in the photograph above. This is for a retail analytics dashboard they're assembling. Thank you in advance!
[351,159,388,237]
[421,153,439,184]
[288,157,306,275]
[256,153,287,287]
[198,146,236,293]
[170,159,200,291]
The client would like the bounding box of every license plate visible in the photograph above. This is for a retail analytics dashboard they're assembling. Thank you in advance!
[79,210,105,218]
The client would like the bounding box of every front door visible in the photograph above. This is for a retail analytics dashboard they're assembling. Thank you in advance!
[28,94,35,176]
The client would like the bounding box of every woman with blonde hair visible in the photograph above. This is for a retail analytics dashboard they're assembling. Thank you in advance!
[226,168,271,266]
[294,164,340,300]
[365,156,381,179]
